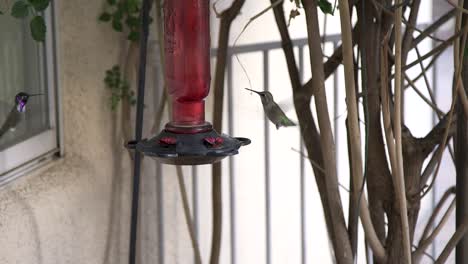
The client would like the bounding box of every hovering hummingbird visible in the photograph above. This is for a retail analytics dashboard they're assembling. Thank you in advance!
[245,88,296,129]
[0,92,42,138]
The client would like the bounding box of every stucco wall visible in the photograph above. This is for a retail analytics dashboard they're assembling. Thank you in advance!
[0,1,191,263]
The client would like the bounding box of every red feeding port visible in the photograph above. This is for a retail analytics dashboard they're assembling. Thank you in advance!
[164,0,210,132]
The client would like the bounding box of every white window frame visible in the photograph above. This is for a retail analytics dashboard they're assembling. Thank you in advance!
[0,3,62,185]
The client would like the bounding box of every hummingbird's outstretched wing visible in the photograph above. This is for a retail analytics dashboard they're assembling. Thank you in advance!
[0,106,21,138]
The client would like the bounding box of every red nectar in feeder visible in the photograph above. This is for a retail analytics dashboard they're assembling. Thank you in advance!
[165,0,211,130]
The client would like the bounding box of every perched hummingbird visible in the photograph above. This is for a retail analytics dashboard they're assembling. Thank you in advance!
[245,88,296,129]
[0,92,42,138]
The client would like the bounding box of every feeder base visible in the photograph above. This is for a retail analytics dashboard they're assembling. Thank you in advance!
[126,125,250,166]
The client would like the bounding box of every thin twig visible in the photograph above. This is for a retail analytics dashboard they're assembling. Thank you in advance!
[420,9,468,199]
[415,197,456,259]
[434,218,468,264]
[403,48,444,89]
[291,148,352,193]
[446,0,468,14]
[231,0,284,90]
[404,74,445,116]
[412,8,456,48]
[413,45,456,161]
[420,187,456,241]
[403,28,466,72]
[291,148,324,173]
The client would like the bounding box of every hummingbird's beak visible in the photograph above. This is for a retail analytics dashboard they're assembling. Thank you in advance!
[245,88,261,95]
[28,93,43,97]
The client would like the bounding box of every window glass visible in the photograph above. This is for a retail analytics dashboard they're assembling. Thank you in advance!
[0,15,49,150]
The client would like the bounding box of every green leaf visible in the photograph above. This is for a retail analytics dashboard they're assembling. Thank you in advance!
[113,8,123,21]
[125,16,140,28]
[318,0,333,15]
[107,0,117,6]
[11,1,30,18]
[28,0,50,12]
[30,15,46,42]
[99,12,112,22]
[127,31,139,42]
[112,19,123,32]
[125,0,139,13]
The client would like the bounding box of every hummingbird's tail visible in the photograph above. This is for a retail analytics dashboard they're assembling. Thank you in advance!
[280,116,296,128]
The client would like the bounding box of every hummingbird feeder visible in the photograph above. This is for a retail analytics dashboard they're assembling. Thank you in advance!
[127,0,250,165]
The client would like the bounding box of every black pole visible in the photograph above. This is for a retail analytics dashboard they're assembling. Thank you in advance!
[457,2,468,262]
[129,0,151,263]
[457,21,468,264]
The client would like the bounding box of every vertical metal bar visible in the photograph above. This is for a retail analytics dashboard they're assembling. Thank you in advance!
[153,42,165,264]
[263,50,272,264]
[227,55,237,264]
[129,0,151,263]
[457,1,468,261]
[192,166,199,242]
[298,45,306,264]
[156,163,165,264]
[227,54,237,264]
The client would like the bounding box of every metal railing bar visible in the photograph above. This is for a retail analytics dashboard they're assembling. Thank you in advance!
[227,55,238,264]
[210,35,341,57]
[263,50,272,264]
[156,163,165,264]
[192,166,199,241]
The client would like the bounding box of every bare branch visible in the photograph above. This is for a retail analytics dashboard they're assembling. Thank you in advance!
[339,0,387,260]
[434,218,468,264]
[412,9,456,47]
[420,13,468,199]
[302,0,353,262]
[446,0,468,14]
[414,195,456,260]
[403,48,444,89]
[211,1,245,264]
[421,113,457,156]
[402,0,421,66]
[404,73,445,117]
[302,27,359,99]
[404,28,465,72]
[393,2,412,262]
[412,45,456,164]
[420,187,456,242]
[269,2,338,258]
